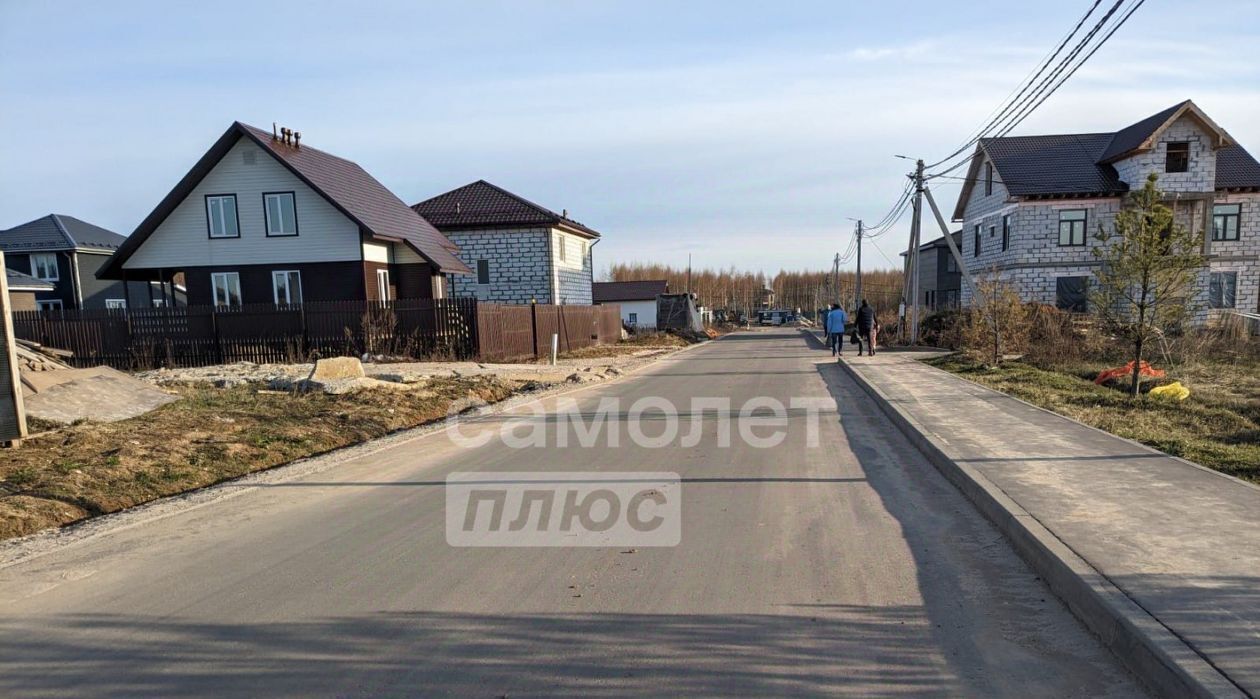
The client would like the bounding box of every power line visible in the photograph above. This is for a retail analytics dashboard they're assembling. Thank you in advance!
[927,0,1142,179]
[925,0,1105,170]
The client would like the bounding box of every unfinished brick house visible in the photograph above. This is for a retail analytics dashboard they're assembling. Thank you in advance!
[952,100,1260,324]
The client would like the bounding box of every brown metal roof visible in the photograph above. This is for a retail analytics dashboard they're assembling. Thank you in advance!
[101,122,471,279]
[412,180,601,238]
[592,280,668,303]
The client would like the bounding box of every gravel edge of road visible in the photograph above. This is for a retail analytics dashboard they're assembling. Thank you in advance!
[836,353,1245,699]
[0,338,719,571]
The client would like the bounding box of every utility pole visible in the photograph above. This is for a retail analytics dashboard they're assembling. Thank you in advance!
[909,159,925,345]
[854,220,863,308]
[832,253,840,306]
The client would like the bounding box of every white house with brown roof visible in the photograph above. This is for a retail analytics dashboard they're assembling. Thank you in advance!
[412,180,599,305]
[952,100,1260,324]
[593,279,668,328]
[100,122,469,307]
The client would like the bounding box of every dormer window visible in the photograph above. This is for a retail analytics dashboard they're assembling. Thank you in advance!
[1165,142,1190,173]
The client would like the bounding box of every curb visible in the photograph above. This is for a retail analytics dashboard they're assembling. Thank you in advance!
[836,357,1246,699]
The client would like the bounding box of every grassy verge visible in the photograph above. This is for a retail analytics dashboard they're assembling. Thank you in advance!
[538,332,693,361]
[0,376,515,541]
[925,354,1260,483]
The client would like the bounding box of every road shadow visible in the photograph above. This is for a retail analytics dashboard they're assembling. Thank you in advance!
[0,607,983,697]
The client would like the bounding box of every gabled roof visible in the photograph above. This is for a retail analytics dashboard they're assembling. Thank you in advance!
[100,122,470,279]
[412,180,601,238]
[901,230,962,256]
[953,100,1260,220]
[5,267,55,291]
[0,214,126,253]
[592,279,668,303]
[1097,100,1233,163]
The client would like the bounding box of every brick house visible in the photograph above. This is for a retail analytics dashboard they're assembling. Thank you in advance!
[952,100,1260,323]
[412,180,599,305]
[1,214,161,310]
[100,122,470,306]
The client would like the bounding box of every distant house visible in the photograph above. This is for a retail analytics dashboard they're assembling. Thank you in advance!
[100,122,470,307]
[0,214,159,310]
[901,230,963,312]
[593,279,668,328]
[953,100,1260,323]
[4,268,54,312]
[412,180,599,305]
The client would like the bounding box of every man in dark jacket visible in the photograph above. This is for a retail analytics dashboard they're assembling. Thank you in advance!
[856,299,877,356]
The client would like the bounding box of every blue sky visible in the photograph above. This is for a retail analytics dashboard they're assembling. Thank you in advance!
[2,0,1258,276]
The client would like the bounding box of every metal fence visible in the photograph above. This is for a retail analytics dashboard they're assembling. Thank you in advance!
[12,298,479,370]
[476,303,622,362]
[11,299,622,369]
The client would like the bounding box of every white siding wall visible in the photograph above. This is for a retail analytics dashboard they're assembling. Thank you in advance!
[618,299,657,328]
[363,241,391,263]
[126,137,360,269]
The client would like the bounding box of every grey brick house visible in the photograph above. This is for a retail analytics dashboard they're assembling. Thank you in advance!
[412,180,599,305]
[952,100,1260,323]
[0,214,165,310]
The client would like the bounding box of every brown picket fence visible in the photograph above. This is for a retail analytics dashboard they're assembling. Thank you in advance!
[11,299,621,369]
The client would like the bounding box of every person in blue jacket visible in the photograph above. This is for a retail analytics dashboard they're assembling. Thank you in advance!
[825,303,848,357]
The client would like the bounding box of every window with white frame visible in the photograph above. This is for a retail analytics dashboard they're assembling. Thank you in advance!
[30,253,58,281]
[263,192,298,236]
[628,312,638,325]
[376,268,391,301]
[1058,209,1087,246]
[211,271,242,307]
[272,270,302,305]
[105,299,126,310]
[36,299,63,311]
[1212,204,1241,241]
[152,298,166,308]
[1209,272,1237,309]
[206,195,240,238]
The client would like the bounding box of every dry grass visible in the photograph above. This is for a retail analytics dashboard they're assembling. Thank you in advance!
[535,332,691,362]
[0,376,516,541]
[926,353,1260,483]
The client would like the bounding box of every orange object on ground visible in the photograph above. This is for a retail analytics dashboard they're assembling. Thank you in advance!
[1094,360,1166,385]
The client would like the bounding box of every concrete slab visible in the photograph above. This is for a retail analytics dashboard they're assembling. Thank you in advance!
[22,367,178,424]
[841,350,1258,698]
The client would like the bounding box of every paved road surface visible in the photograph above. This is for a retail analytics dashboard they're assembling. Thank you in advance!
[0,329,1144,697]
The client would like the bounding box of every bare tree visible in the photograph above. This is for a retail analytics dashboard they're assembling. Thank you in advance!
[1090,174,1205,398]
[962,271,1029,368]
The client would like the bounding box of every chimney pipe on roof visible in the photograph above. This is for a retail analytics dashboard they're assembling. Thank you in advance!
[293,131,301,149]
[272,123,279,141]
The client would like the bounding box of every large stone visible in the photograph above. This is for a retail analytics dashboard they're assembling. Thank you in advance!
[307,356,365,382]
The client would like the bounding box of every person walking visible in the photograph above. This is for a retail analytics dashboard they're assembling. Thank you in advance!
[826,303,848,357]
[856,299,877,356]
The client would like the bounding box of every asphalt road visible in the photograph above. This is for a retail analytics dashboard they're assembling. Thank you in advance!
[0,329,1145,697]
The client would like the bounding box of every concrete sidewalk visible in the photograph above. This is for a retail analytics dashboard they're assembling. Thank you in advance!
[841,351,1259,698]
